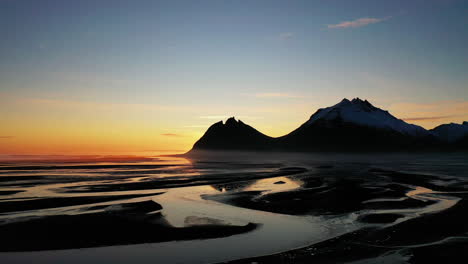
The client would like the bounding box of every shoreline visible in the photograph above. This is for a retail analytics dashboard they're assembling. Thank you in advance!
[1,153,468,263]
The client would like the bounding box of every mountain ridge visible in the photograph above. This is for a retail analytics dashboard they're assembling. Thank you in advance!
[188,98,468,153]
[192,117,274,150]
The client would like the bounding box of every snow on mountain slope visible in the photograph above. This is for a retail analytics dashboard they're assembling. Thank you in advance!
[305,98,429,136]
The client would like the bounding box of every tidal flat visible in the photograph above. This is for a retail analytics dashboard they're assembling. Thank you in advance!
[0,152,467,263]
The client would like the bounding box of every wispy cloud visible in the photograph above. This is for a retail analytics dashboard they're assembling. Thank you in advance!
[15,97,200,113]
[403,115,457,121]
[279,32,294,40]
[390,100,468,128]
[0,136,14,139]
[328,16,391,29]
[160,133,182,137]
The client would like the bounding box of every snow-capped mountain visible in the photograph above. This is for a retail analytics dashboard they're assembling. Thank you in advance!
[304,98,429,137]
[431,122,468,142]
[188,98,465,153]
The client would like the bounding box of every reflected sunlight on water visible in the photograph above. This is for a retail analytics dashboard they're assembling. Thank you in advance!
[1,152,468,263]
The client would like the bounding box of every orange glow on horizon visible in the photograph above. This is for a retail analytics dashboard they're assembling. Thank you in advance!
[1,95,467,156]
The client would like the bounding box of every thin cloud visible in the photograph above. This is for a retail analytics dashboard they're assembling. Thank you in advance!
[279,32,294,40]
[390,100,468,129]
[141,149,185,152]
[403,115,458,122]
[160,133,182,137]
[0,136,14,139]
[328,16,391,29]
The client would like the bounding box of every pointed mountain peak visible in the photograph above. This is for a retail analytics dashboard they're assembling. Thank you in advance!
[224,117,246,128]
[339,97,370,103]
[336,98,351,106]
[305,97,428,136]
[332,98,377,112]
[190,117,272,152]
[225,117,238,125]
[209,120,224,128]
[351,97,364,103]
[351,97,375,108]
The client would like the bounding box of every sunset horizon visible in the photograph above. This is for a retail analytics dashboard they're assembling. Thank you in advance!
[1,1,467,263]
[1,0,467,156]
[1,96,467,155]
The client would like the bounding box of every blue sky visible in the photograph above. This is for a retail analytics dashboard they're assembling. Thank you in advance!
[0,0,467,154]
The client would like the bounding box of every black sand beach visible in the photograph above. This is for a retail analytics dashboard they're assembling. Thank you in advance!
[0,153,467,263]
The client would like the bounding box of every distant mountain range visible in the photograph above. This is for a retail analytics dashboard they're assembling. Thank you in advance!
[189,98,468,153]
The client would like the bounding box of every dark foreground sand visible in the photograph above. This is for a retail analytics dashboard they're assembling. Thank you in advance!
[222,166,468,264]
[0,199,257,252]
[1,153,468,263]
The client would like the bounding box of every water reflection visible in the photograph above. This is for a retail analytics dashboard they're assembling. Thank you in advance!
[1,153,468,264]
[244,176,303,194]
[210,180,256,192]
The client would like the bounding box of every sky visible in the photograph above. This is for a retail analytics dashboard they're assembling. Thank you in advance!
[0,0,467,155]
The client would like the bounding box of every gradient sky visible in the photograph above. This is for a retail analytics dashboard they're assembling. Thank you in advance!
[1,0,467,155]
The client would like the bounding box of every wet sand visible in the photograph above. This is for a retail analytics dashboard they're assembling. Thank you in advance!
[225,156,468,264]
[0,199,257,252]
[0,153,467,263]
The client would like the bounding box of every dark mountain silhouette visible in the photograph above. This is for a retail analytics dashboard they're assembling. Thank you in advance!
[430,121,468,142]
[192,117,274,150]
[188,99,467,153]
[276,98,437,151]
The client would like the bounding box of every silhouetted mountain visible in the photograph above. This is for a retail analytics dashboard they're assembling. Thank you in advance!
[303,98,429,136]
[188,99,466,153]
[191,117,274,151]
[276,98,436,151]
[430,122,468,142]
